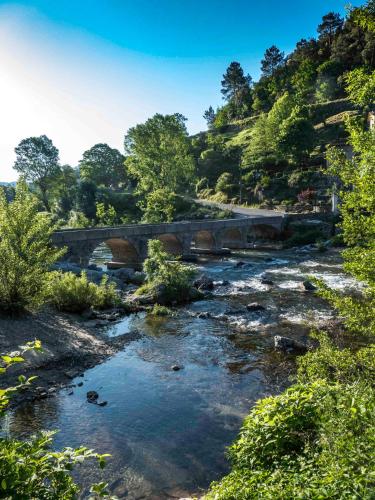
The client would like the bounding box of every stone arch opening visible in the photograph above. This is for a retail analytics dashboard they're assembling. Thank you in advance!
[192,230,216,250]
[248,224,280,241]
[221,228,244,249]
[157,234,184,256]
[90,238,140,269]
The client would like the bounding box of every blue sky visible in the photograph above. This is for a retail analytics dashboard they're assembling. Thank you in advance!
[0,0,360,181]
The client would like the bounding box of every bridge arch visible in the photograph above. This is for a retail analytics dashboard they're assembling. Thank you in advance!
[221,228,245,249]
[192,230,217,250]
[156,234,184,256]
[90,238,140,268]
[248,224,280,241]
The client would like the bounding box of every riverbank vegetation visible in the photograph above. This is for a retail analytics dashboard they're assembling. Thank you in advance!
[206,5,375,496]
[0,180,64,314]
[134,239,199,305]
[48,271,120,313]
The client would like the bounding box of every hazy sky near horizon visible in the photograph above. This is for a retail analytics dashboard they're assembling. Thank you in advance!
[1,0,357,181]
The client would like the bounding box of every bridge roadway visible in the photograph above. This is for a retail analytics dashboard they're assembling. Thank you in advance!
[52,213,286,268]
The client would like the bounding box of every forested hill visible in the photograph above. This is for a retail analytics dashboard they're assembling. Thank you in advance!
[194,6,374,209]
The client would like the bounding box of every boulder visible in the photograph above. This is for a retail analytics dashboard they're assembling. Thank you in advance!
[302,280,317,291]
[261,278,274,285]
[86,390,99,403]
[188,287,205,302]
[274,335,308,354]
[246,302,265,311]
[193,274,214,290]
[234,261,246,268]
[109,267,136,283]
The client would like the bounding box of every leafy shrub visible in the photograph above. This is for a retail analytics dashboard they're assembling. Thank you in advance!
[141,188,176,223]
[66,210,91,228]
[149,304,172,316]
[331,232,345,247]
[0,343,112,499]
[0,180,64,314]
[140,239,196,304]
[207,380,375,499]
[297,332,375,384]
[284,227,323,247]
[48,272,119,313]
[96,202,117,226]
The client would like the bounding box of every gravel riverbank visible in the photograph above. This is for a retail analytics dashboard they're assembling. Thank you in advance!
[0,308,141,406]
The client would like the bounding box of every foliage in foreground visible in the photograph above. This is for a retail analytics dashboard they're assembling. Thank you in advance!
[137,239,196,305]
[207,380,374,499]
[48,271,120,313]
[0,342,113,499]
[0,180,64,314]
[206,18,375,498]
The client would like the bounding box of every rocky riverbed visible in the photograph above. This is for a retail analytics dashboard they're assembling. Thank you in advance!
[1,246,358,499]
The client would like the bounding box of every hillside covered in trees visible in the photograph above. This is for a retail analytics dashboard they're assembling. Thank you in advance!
[196,5,374,208]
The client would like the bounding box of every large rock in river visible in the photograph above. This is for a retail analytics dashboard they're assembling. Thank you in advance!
[274,335,308,354]
[193,274,214,291]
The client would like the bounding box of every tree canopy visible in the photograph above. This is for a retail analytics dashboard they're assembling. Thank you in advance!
[79,143,126,189]
[13,135,60,210]
[124,113,195,194]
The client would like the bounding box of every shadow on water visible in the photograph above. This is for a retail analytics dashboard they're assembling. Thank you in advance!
[3,248,352,499]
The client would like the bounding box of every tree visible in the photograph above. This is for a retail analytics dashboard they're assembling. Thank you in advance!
[124,113,195,194]
[203,106,216,128]
[324,121,375,335]
[79,143,126,189]
[345,67,375,107]
[221,62,253,119]
[51,165,79,219]
[351,0,375,32]
[77,179,97,220]
[0,180,64,314]
[221,62,252,101]
[96,202,117,226]
[276,114,316,163]
[141,188,176,223]
[318,12,344,49]
[13,135,60,211]
[261,46,285,77]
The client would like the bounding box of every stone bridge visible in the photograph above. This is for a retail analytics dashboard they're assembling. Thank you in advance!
[52,215,285,268]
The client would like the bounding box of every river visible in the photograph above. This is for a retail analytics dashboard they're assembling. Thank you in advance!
[3,247,356,499]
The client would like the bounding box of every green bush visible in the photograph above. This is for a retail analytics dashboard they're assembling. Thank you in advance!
[149,304,172,316]
[0,343,112,499]
[207,380,375,499]
[141,188,176,223]
[48,272,119,313]
[284,227,323,247]
[297,332,375,384]
[140,239,196,304]
[0,180,64,314]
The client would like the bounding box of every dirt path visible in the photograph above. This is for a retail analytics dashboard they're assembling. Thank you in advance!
[0,308,140,406]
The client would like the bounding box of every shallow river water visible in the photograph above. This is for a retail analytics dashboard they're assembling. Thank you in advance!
[3,248,357,499]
